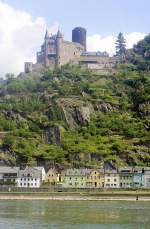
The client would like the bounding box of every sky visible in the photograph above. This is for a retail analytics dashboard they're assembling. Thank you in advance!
[0,0,149,76]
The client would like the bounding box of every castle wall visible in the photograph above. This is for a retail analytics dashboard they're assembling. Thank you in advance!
[58,41,84,66]
[79,56,116,69]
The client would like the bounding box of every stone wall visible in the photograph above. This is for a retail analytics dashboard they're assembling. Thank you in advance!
[58,40,84,66]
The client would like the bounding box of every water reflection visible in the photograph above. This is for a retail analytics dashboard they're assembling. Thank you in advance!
[0,200,150,229]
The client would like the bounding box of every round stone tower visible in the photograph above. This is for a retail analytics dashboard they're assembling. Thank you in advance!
[72,27,87,51]
[56,30,63,66]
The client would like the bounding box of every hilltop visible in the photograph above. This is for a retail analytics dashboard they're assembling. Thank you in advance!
[0,35,150,169]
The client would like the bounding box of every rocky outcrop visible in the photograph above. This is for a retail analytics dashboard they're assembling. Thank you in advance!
[139,101,150,117]
[43,125,61,145]
[56,98,94,128]
[93,101,119,112]
[75,106,91,124]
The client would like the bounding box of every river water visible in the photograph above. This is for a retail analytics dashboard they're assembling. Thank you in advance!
[0,200,150,229]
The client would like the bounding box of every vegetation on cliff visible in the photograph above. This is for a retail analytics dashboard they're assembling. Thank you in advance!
[0,35,150,168]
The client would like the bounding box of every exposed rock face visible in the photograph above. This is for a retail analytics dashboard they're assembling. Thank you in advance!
[53,98,119,128]
[1,110,25,123]
[56,98,94,128]
[139,101,150,117]
[44,125,61,145]
[93,101,118,112]
[75,106,91,124]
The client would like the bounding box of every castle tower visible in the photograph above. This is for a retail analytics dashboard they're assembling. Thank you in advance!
[72,27,87,51]
[44,30,50,67]
[56,30,63,66]
[45,30,49,40]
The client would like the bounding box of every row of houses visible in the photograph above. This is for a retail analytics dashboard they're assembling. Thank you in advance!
[1,166,150,189]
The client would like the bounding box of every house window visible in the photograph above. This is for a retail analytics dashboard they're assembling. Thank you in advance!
[107,179,110,182]
[35,183,37,186]
[114,179,117,182]
[70,177,72,180]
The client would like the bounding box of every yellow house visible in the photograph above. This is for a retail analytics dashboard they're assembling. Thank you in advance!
[86,169,104,188]
[45,168,60,184]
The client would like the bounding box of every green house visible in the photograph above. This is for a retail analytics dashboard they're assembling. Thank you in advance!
[62,169,90,188]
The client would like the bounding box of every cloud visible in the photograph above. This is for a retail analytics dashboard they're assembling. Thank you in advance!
[87,32,147,55]
[0,1,59,77]
[125,32,147,49]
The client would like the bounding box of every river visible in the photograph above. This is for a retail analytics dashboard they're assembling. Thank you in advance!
[0,200,150,229]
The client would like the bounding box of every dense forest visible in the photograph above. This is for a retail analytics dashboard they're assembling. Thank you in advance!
[0,34,150,169]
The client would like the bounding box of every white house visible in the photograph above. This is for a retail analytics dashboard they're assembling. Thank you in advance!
[17,167,45,188]
[104,170,120,188]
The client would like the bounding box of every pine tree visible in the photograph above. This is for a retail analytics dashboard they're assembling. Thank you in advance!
[115,33,126,60]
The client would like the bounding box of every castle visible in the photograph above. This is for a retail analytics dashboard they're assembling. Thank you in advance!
[24,27,116,73]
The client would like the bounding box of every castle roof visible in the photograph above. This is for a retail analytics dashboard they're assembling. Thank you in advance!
[57,30,63,38]
[45,30,49,39]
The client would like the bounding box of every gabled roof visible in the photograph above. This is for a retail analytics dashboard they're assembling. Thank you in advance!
[34,167,45,172]
[65,169,91,176]
[104,169,118,174]
[0,166,19,174]
[18,167,42,178]
[65,168,104,176]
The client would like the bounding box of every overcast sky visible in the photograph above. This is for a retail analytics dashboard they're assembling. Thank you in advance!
[0,0,149,76]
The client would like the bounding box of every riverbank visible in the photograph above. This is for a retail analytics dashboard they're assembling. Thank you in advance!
[1,191,150,201]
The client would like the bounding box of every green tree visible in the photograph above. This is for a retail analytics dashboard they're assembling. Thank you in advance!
[116,32,126,60]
